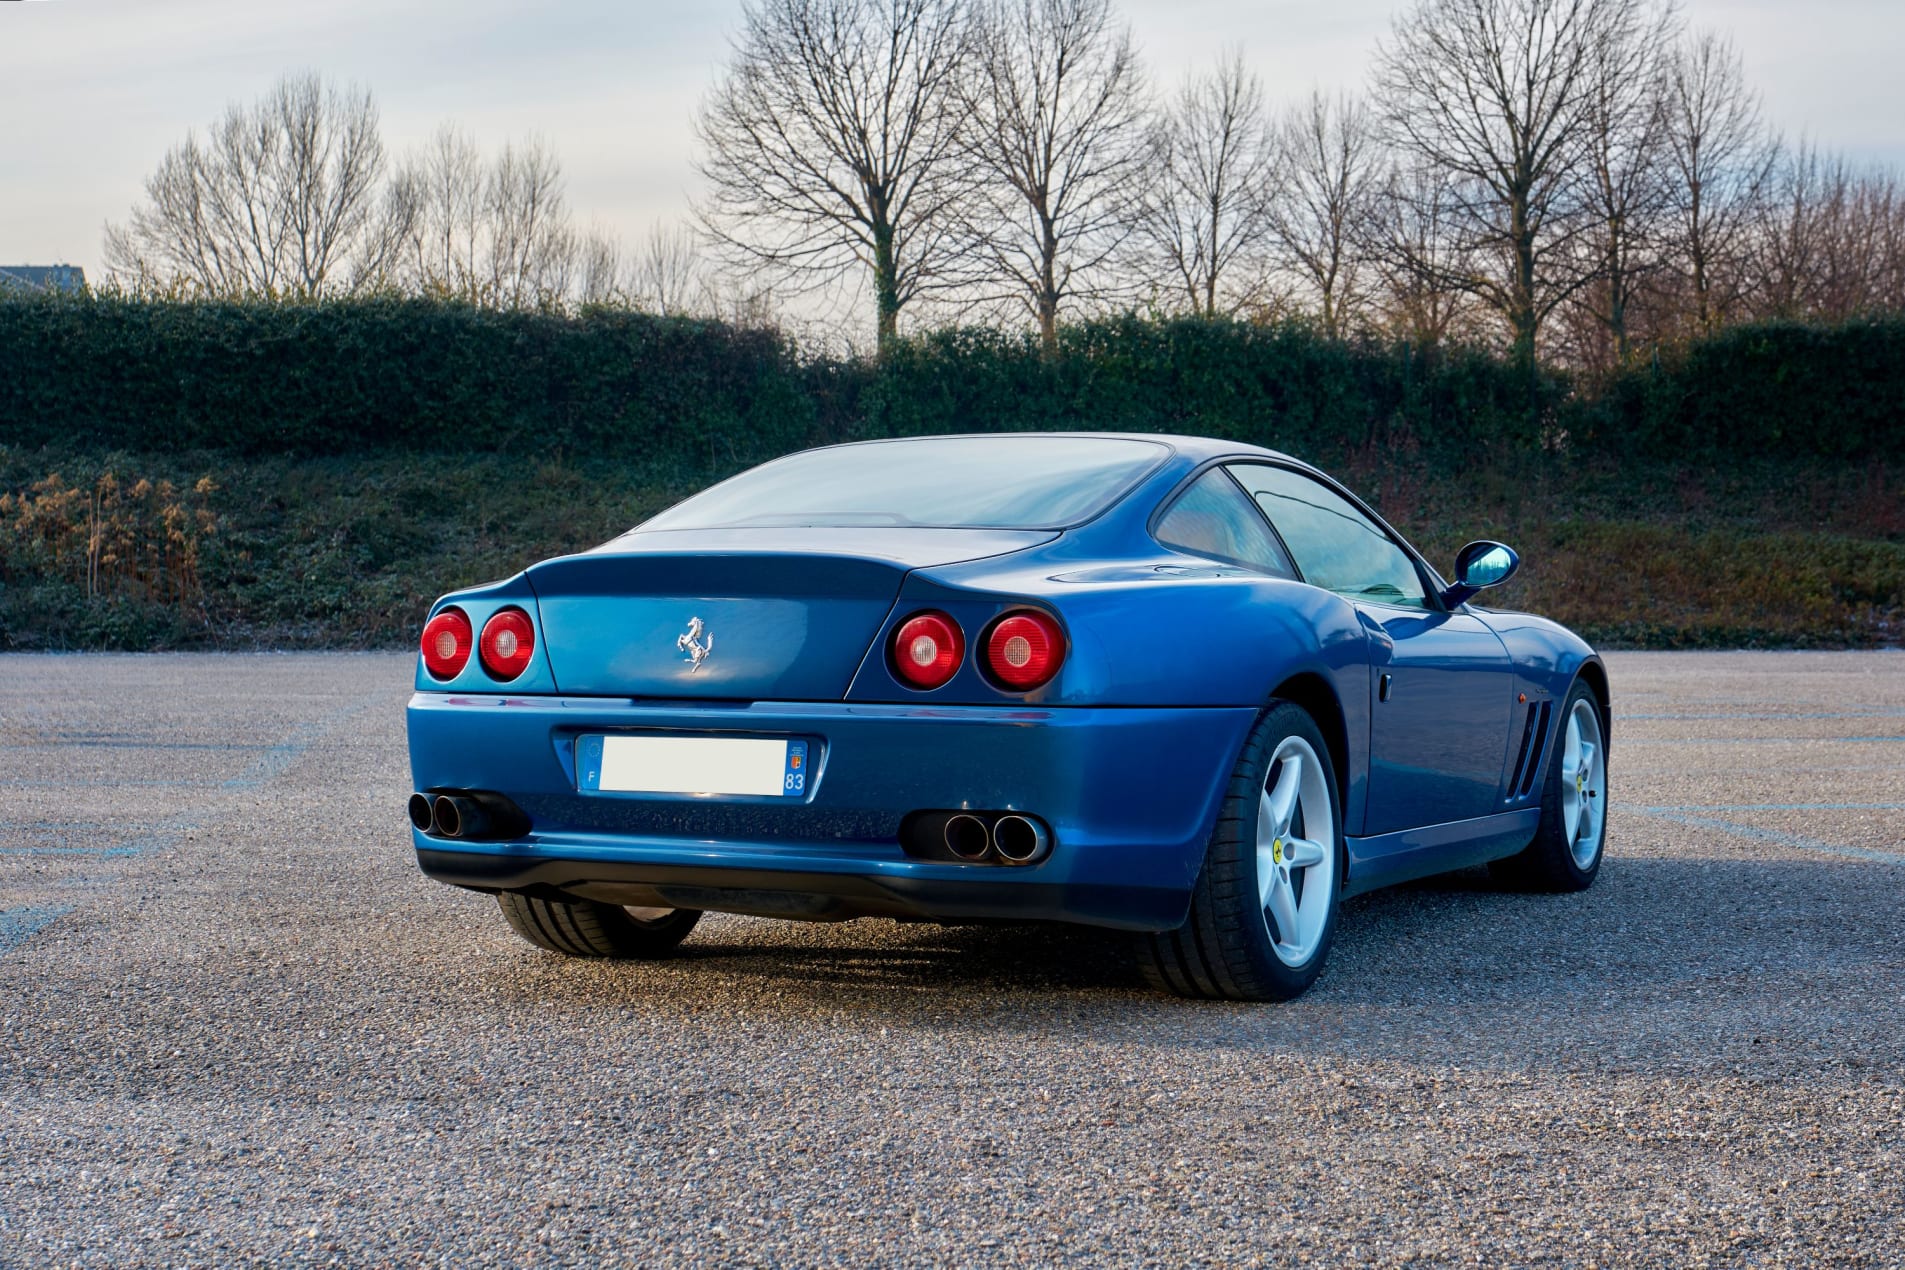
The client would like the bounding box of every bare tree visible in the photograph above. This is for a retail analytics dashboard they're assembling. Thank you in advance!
[960,0,1151,351]
[695,0,975,349]
[104,73,402,297]
[1268,90,1383,337]
[575,228,625,307]
[1571,2,1678,368]
[1133,51,1275,317]
[392,124,487,300]
[391,130,582,309]
[1662,31,1773,333]
[632,224,709,315]
[1845,169,1905,317]
[484,138,575,309]
[1373,0,1656,361]
[1363,160,1477,347]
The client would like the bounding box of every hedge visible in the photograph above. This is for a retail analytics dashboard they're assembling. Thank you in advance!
[1,292,1901,463]
[0,296,819,462]
[1576,319,1905,460]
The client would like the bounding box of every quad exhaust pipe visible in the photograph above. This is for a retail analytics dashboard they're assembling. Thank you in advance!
[943,813,992,861]
[932,811,1052,866]
[431,794,490,840]
[992,814,1049,864]
[407,790,527,841]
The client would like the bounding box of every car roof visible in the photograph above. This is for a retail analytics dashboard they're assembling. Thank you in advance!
[800,431,1304,468]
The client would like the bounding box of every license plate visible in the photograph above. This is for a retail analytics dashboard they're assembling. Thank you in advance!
[577,735,808,798]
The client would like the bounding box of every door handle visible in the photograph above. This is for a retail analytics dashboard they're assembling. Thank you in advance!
[1379,672,1394,703]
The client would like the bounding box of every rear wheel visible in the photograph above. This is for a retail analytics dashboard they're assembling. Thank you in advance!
[497,893,701,959]
[1136,701,1344,1002]
[1491,678,1607,891]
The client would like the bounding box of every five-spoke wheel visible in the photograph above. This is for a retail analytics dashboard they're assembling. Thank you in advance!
[1257,735,1336,967]
[1558,696,1606,869]
[1137,700,1345,1001]
[1492,678,1609,892]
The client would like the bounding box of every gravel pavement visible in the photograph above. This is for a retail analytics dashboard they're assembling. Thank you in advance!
[2,650,1902,1266]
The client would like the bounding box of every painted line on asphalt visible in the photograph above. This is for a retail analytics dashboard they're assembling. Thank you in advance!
[1643,803,1905,812]
[0,689,389,952]
[0,846,145,858]
[223,687,390,790]
[1623,709,1905,720]
[1619,736,1905,745]
[13,741,259,751]
[0,906,73,952]
[0,826,188,860]
[1635,809,1905,864]
[0,780,219,790]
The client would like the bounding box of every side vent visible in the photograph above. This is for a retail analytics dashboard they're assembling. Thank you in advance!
[1505,700,1553,802]
[1515,701,1554,800]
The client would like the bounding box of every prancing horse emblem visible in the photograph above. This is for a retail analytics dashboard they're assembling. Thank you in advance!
[676,616,714,672]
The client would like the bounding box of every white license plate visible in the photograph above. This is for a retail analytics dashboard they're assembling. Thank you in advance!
[576,735,808,797]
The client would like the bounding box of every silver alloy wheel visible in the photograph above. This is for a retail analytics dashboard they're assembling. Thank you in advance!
[1558,699,1607,869]
[1257,736,1336,966]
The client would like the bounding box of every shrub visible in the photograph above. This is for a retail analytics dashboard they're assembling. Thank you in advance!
[0,469,218,610]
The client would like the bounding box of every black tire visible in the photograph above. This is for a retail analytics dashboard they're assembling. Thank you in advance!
[1490,677,1607,892]
[497,892,701,959]
[1135,701,1345,1002]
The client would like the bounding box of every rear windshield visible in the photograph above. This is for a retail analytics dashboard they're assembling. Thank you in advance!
[640,436,1168,531]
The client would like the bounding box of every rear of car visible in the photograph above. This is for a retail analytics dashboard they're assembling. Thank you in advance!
[404,437,1258,932]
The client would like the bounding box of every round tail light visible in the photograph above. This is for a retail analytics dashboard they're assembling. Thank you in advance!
[479,608,537,681]
[984,610,1065,690]
[420,608,473,680]
[891,611,964,689]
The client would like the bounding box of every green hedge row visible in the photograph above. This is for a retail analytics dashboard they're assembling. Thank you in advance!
[1578,320,1905,460]
[856,318,1559,456]
[2,293,1900,462]
[0,297,819,462]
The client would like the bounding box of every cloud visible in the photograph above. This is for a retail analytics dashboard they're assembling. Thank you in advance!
[4,0,1900,277]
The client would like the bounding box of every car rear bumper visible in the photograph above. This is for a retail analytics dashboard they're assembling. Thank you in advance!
[406,693,1257,931]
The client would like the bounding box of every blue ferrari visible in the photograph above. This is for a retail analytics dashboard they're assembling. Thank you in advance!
[406,434,1609,1001]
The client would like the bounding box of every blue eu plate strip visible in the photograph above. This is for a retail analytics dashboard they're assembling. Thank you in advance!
[578,734,606,792]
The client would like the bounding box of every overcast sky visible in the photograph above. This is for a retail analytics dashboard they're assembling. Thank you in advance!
[4,0,1902,280]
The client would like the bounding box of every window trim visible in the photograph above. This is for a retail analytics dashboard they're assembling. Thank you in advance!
[1149,456,1453,611]
[1148,462,1300,579]
[639,435,1176,534]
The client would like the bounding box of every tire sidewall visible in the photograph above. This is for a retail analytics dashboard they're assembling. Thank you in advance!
[1230,702,1346,996]
[1538,679,1607,888]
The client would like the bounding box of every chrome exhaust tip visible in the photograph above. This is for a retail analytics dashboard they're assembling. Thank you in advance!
[943,813,991,862]
[432,794,489,840]
[407,793,434,833]
[992,814,1050,864]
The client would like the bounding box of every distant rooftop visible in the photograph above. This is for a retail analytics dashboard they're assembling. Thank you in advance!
[0,265,86,293]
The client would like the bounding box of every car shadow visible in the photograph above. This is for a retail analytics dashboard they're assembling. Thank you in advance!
[499,853,1904,1077]
[670,918,1138,995]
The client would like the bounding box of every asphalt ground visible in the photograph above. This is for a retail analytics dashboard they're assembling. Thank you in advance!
[1,650,1901,1267]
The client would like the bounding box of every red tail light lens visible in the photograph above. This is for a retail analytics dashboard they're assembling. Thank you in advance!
[984,610,1065,690]
[420,608,473,680]
[479,607,536,681]
[891,611,964,689]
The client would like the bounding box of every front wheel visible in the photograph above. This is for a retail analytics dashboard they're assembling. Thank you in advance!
[1136,701,1344,1002]
[497,893,702,959]
[1491,678,1608,892]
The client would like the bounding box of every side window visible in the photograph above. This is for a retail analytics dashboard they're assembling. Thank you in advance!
[1227,464,1429,608]
[1154,469,1297,578]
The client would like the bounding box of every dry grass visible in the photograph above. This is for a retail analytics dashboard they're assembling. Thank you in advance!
[0,445,1898,650]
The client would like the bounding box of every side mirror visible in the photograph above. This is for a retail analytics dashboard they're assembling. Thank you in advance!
[1442,540,1519,607]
